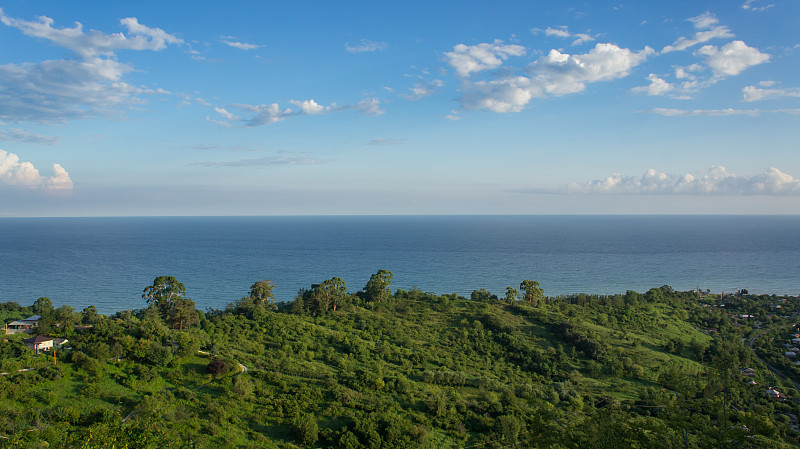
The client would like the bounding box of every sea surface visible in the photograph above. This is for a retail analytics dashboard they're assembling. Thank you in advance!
[0,215,797,313]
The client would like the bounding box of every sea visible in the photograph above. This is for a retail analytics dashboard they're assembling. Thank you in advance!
[0,215,797,314]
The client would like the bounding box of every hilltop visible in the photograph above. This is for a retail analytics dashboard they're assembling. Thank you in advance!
[0,275,798,448]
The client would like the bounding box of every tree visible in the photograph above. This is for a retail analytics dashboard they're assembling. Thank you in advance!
[32,297,54,316]
[505,287,519,304]
[142,276,186,317]
[520,280,544,305]
[168,296,198,330]
[313,277,348,313]
[82,305,101,325]
[249,280,276,306]
[363,269,393,303]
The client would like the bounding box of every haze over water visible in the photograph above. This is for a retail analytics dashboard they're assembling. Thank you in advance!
[1,215,797,313]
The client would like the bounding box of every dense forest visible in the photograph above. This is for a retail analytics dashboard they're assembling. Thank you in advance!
[1,272,798,448]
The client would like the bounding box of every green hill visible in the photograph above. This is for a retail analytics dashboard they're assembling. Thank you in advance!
[0,279,798,448]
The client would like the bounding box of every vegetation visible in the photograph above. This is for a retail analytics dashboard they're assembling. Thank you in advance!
[0,272,798,448]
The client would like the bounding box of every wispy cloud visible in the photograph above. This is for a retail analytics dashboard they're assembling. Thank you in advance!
[742,0,774,12]
[0,149,72,191]
[401,79,444,101]
[192,155,320,167]
[532,26,595,46]
[662,12,733,53]
[532,167,800,195]
[644,107,800,117]
[0,127,59,145]
[367,138,405,146]
[743,83,800,101]
[222,39,261,50]
[345,39,387,53]
[208,97,384,127]
[0,9,182,124]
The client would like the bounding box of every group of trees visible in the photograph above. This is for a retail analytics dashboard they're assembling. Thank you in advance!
[1,273,798,448]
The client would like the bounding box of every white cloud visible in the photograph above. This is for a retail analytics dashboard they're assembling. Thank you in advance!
[401,79,444,101]
[455,42,652,112]
[460,77,540,112]
[345,39,388,53]
[631,73,674,96]
[0,149,72,191]
[534,26,595,46]
[351,97,385,116]
[742,0,775,12]
[563,166,800,195]
[647,107,761,117]
[543,27,570,38]
[662,12,734,53]
[0,127,59,145]
[695,40,770,76]
[0,10,182,124]
[444,110,461,121]
[288,99,332,115]
[0,11,182,59]
[571,33,595,46]
[222,40,260,50]
[528,43,654,95]
[445,40,526,77]
[209,97,383,127]
[743,84,800,101]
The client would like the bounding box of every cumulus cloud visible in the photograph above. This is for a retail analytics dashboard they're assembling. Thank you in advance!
[695,40,770,76]
[456,42,653,112]
[631,73,674,96]
[209,97,383,127]
[460,77,540,112]
[0,128,59,145]
[0,10,182,124]
[528,43,654,95]
[743,84,800,101]
[288,99,332,115]
[0,149,72,191]
[561,167,800,195]
[345,39,388,53]
[222,39,260,50]
[662,12,734,53]
[445,40,526,77]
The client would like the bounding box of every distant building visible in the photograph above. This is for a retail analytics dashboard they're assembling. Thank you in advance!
[22,336,67,353]
[4,315,41,335]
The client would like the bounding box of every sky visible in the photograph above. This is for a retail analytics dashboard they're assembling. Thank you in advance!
[0,0,798,216]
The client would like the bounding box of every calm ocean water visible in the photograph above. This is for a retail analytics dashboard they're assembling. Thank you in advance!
[0,215,797,313]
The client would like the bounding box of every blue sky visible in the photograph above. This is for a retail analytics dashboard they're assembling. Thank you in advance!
[0,0,798,216]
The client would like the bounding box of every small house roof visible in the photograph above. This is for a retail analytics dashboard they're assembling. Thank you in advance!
[22,335,53,344]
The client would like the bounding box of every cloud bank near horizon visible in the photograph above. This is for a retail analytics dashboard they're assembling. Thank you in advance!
[0,149,73,191]
[524,167,800,196]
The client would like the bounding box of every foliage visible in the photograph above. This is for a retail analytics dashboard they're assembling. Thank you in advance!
[0,279,798,448]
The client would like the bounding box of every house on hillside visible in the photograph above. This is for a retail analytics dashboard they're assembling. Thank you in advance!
[22,336,68,354]
[4,315,41,335]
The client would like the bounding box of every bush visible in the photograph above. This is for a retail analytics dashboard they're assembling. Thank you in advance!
[207,358,230,375]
